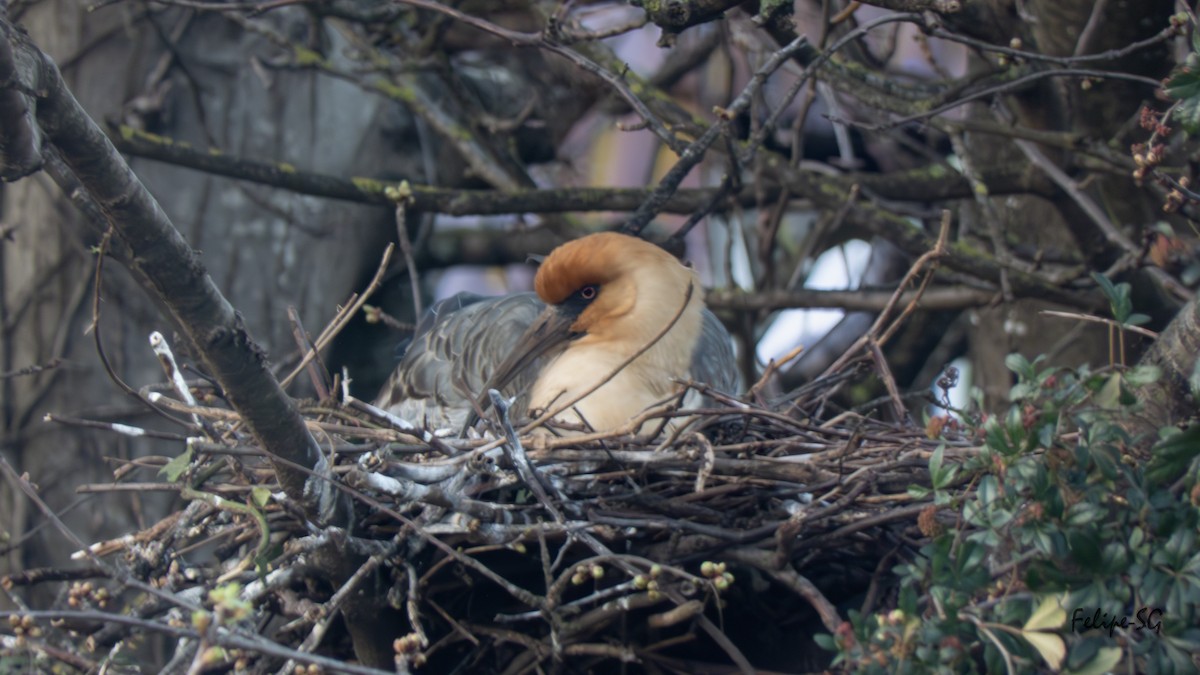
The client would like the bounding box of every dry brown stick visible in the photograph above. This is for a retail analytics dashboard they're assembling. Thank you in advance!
[426,598,480,647]
[278,545,395,673]
[1,565,107,588]
[392,194,423,318]
[84,224,187,429]
[76,482,253,494]
[725,548,843,634]
[868,338,907,422]
[878,211,954,346]
[287,306,331,400]
[796,502,929,550]
[1039,309,1159,339]
[748,344,805,403]
[43,413,189,441]
[0,358,62,379]
[279,243,394,390]
[0,454,204,615]
[816,210,954,388]
[0,609,391,675]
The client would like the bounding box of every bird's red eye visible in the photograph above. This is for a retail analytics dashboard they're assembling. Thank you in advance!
[580,285,597,300]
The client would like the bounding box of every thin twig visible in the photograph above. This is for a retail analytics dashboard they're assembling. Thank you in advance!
[817,210,953,382]
[394,199,424,318]
[280,244,394,390]
[1039,310,1159,339]
[622,35,809,235]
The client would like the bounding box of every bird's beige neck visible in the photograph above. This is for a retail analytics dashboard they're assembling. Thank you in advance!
[530,264,702,433]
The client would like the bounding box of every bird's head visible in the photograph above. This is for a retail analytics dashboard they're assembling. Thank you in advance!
[483,232,700,402]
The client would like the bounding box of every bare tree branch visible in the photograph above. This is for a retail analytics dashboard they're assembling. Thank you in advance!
[0,14,345,524]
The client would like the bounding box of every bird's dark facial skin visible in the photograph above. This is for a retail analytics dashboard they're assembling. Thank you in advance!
[558,284,599,328]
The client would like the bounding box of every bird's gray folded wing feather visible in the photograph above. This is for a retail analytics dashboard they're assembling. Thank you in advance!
[688,309,741,400]
[374,292,546,429]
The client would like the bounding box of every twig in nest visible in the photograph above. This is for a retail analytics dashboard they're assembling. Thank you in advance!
[748,343,805,403]
[179,487,271,574]
[280,243,394,390]
[0,454,204,615]
[287,306,332,399]
[279,540,399,673]
[691,432,715,494]
[816,209,955,417]
[725,548,843,634]
[150,331,221,439]
[489,389,566,523]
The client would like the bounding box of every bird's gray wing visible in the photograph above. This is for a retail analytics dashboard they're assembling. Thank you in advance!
[689,309,741,396]
[374,292,547,429]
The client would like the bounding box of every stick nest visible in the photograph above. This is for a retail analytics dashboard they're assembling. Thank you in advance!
[11,371,977,674]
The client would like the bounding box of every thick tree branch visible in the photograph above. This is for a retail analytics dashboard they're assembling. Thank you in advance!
[856,0,962,11]
[0,15,344,524]
[634,0,743,37]
[111,125,1053,213]
[0,21,40,180]
[708,286,997,312]
[1138,293,1200,428]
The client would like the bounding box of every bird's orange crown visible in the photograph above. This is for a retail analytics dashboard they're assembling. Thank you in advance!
[534,232,672,305]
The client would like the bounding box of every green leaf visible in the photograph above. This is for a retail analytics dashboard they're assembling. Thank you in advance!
[930,444,946,487]
[1176,94,1200,135]
[1124,312,1151,327]
[1146,424,1200,485]
[1123,365,1161,386]
[1023,630,1066,670]
[1005,406,1029,448]
[1190,359,1200,400]
[1005,353,1033,380]
[1067,530,1102,570]
[977,475,998,506]
[1165,62,1200,101]
[251,487,272,508]
[1115,297,1132,324]
[1010,382,1038,402]
[1068,646,1122,675]
[1090,273,1135,322]
[159,445,195,482]
[908,484,931,499]
[1095,373,1123,410]
[1129,526,1145,550]
[986,416,1014,455]
[813,633,836,651]
[1025,595,1067,631]
[1090,272,1119,304]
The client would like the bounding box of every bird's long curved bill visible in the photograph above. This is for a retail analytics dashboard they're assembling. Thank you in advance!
[479,305,575,405]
